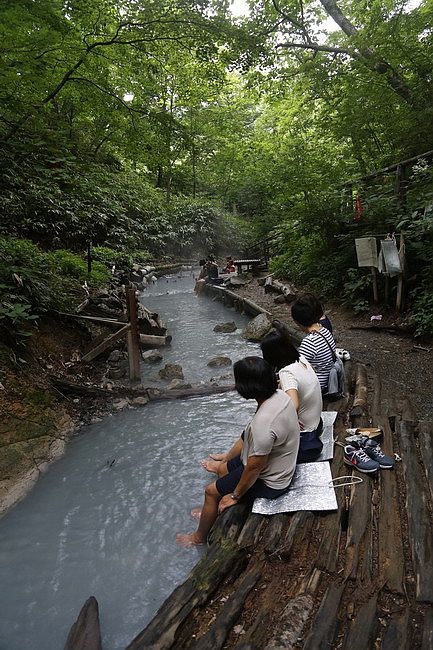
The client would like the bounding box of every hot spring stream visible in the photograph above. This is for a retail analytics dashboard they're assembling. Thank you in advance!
[0,271,258,650]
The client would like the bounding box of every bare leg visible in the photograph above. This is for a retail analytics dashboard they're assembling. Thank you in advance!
[190,507,202,520]
[217,461,229,478]
[201,458,222,473]
[177,482,221,546]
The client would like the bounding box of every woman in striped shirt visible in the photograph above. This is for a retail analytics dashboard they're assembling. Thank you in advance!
[291,295,337,392]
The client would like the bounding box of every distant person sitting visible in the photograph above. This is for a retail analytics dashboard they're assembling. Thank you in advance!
[176,357,300,547]
[223,256,236,274]
[261,328,323,463]
[291,295,337,394]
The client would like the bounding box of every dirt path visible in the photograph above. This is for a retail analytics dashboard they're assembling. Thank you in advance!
[236,279,433,419]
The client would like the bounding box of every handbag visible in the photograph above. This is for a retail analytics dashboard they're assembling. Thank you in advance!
[315,330,345,401]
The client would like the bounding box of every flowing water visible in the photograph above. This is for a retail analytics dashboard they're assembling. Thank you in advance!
[0,272,258,650]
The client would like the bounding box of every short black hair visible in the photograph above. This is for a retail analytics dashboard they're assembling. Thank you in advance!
[291,294,321,327]
[233,356,278,400]
[260,331,300,371]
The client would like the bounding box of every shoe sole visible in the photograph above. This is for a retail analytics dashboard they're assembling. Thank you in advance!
[344,459,379,473]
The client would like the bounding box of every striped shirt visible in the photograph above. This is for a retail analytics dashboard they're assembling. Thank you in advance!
[298,327,336,390]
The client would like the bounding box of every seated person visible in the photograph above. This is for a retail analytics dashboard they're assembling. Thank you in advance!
[223,256,236,274]
[206,256,224,285]
[301,293,333,334]
[291,295,337,394]
[176,357,300,547]
[261,328,323,462]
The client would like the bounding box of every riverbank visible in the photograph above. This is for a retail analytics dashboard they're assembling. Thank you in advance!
[0,262,195,517]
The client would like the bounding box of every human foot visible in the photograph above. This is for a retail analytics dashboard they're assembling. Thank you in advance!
[201,458,221,473]
[176,532,205,547]
[190,507,202,520]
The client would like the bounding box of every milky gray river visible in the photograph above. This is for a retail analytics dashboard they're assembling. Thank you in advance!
[0,271,257,649]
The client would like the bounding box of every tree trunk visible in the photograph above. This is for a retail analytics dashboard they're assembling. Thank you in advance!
[319,0,414,105]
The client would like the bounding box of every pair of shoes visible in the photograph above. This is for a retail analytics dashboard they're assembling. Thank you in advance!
[336,348,351,361]
[344,438,395,472]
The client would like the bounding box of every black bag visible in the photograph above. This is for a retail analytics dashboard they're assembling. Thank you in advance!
[297,418,323,464]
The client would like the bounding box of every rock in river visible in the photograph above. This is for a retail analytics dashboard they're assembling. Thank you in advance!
[159,363,184,380]
[242,313,272,341]
[213,321,237,333]
[142,349,163,364]
[207,356,232,367]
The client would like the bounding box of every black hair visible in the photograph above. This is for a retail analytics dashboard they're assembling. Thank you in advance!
[233,356,278,401]
[291,294,321,327]
[260,331,300,372]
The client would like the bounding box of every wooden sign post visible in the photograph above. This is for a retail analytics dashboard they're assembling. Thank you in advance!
[126,288,141,381]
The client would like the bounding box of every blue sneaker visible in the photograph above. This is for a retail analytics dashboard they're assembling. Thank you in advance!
[362,440,395,469]
[344,445,380,473]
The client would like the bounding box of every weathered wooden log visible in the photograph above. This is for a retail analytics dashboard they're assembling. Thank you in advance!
[140,334,172,347]
[349,324,413,336]
[375,417,404,593]
[345,475,372,581]
[422,607,433,650]
[82,324,130,362]
[64,596,102,650]
[315,445,345,573]
[204,285,271,318]
[350,363,368,419]
[263,594,315,649]
[397,420,433,603]
[381,607,409,650]
[126,541,248,650]
[232,609,270,650]
[264,278,296,301]
[263,514,289,556]
[342,594,378,650]
[207,502,252,546]
[50,377,116,397]
[418,420,433,503]
[147,384,236,402]
[193,568,261,650]
[237,513,266,548]
[266,512,313,561]
[303,582,345,650]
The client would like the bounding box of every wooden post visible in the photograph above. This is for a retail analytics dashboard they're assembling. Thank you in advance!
[371,267,378,303]
[396,233,405,312]
[126,288,141,381]
[87,240,92,275]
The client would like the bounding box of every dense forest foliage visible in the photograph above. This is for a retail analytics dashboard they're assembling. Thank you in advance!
[1,0,433,343]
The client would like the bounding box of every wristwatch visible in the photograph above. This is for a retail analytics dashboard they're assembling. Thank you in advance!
[230,492,240,501]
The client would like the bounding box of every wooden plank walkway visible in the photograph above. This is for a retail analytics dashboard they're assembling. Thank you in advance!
[122,362,433,649]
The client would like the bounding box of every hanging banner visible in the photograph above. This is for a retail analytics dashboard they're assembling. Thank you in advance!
[355,237,378,268]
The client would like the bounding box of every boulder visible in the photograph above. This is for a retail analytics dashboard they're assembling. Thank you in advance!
[213,321,237,333]
[159,363,184,380]
[131,396,149,406]
[142,349,163,364]
[107,366,126,380]
[167,379,193,390]
[242,313,272,341]
[113,398,129,410]
[108,349,123,363]
[207,356,232,368]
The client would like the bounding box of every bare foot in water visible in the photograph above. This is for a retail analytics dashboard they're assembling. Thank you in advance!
[201,458,221,473]
[190,507,202,520]
[176,532,205,547]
